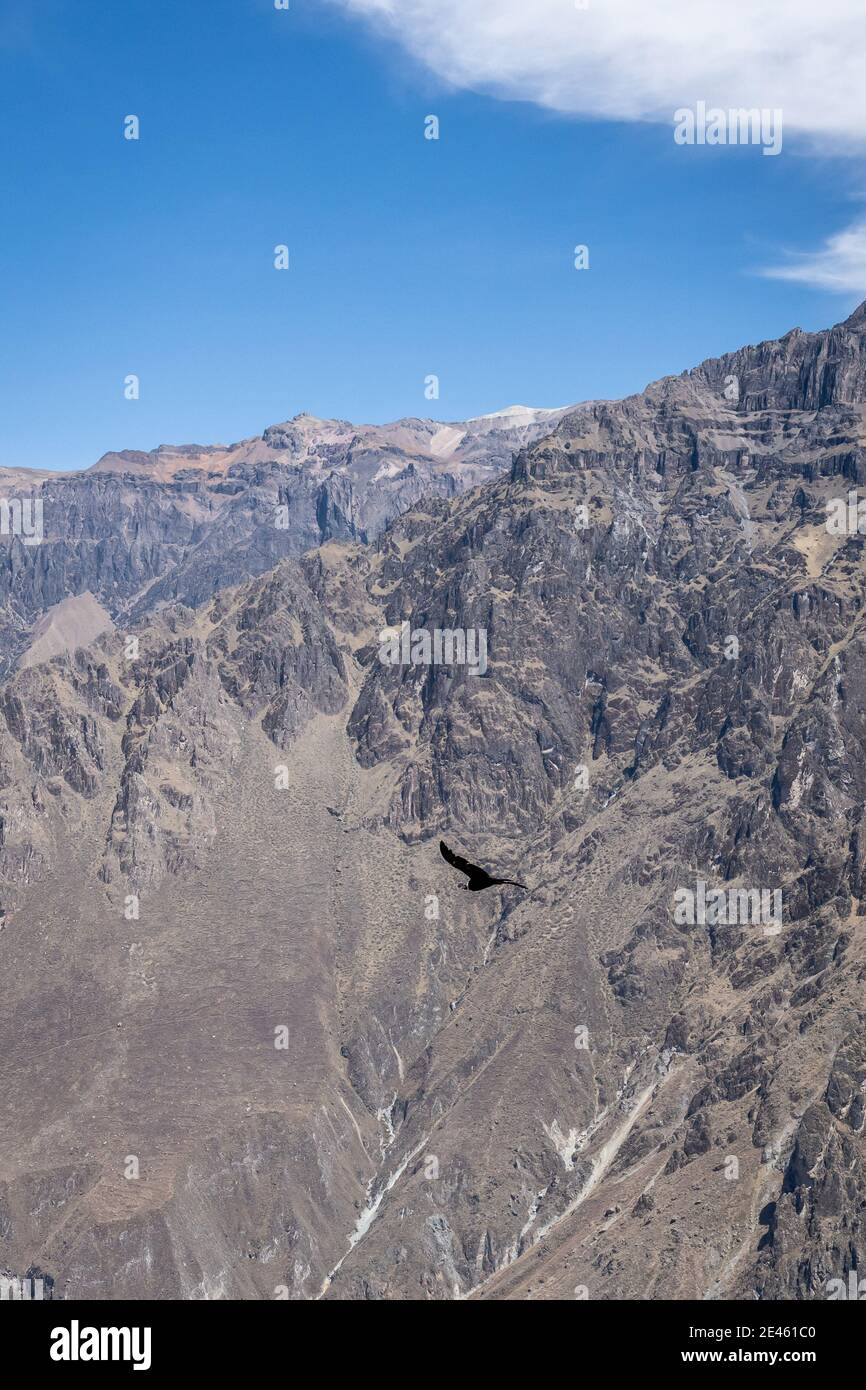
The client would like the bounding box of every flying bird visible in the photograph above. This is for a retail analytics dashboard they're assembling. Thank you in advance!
[439,840,527,892]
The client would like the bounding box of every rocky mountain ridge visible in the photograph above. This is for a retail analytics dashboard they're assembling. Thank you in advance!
[0,404,573,678]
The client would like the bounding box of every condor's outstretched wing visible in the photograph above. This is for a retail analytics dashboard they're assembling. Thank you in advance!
[439,840,477,880]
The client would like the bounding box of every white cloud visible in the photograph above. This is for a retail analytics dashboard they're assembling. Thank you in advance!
[332,1,866,293]
[760,219,866,293]
[333,0,866,147]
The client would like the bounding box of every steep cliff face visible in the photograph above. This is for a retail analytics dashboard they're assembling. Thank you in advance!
[320,305,866,1299]
[2,309,866,1300]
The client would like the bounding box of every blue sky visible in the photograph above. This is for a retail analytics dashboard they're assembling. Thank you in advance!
[1,0,864,471]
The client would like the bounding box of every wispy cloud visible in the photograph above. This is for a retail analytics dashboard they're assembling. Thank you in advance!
[332,0,866,147]
[760,219,866,293]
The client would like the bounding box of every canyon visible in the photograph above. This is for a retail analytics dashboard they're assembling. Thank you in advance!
[2,307,866,1300]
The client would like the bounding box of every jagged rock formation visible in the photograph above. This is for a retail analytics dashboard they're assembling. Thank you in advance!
[2,308,866,1300]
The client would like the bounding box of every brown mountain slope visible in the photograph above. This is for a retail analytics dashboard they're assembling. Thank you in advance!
[3,306,866,1299]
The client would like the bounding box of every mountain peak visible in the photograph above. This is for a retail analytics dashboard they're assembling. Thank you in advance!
[841,298,866,330]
